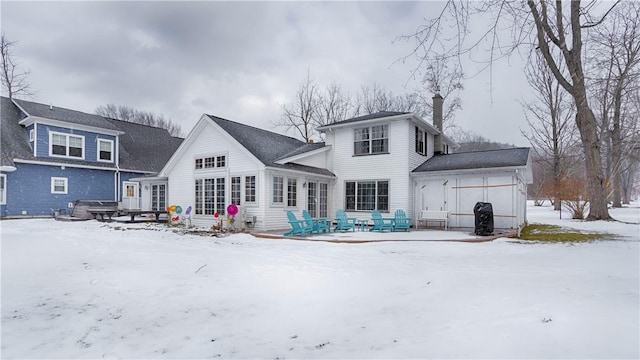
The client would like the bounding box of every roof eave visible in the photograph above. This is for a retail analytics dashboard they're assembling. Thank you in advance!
[411,164,529,176]
[317,113,414,131]
[274,145,330,165]
[19,116,125,136]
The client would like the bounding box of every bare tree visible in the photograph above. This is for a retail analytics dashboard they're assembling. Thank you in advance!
[277,71,319,142]
[400,0,619,220]
[590,1,640,207]
[1,33,34,99]
[356,83,426,116]
[522,51,578,210]
[95,104,183,137]
[416,54,465,130]
[316,83,354,127]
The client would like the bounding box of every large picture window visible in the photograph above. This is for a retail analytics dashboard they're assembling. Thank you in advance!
[345,180,389,211]
[194,178,225,215]
[50,132,84,159]
[354,125,388,155]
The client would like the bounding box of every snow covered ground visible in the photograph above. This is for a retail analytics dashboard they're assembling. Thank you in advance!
[1,201,638,359]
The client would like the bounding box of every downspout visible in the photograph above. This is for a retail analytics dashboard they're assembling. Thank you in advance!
[115,136,120,203]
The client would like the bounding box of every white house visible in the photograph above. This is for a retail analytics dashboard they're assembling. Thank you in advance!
[134,93,533,233]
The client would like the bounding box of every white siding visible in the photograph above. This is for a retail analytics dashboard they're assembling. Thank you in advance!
[165,121,266,229]
[328,119,414,220]
[415,169,528,229]
[290,150,327,169]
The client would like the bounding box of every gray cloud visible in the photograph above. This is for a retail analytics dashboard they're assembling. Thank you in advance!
[2,1,530,145]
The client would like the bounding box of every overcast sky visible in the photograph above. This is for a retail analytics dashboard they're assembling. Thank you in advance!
[1,1,532,146]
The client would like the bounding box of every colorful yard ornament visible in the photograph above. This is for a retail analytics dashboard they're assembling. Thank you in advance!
[227,204,238,216]
[214,212,219,218]
[169,205,177,213]
[185,206,192,215]
[175,205,182,214]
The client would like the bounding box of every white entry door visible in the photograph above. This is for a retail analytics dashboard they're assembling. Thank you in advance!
[122,181,140,210]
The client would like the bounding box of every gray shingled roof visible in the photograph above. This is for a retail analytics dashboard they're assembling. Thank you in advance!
[207,115,335,177]
[105,118,183,172]
[275,142,326,161]
[317,111,410,129]
[13,98,121,131]
[413,147,530,173]
[1,97,33,167]
[1,96,182,173]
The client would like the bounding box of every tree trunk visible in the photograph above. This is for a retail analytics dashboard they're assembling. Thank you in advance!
[610,87,623,207]
[574,96,611,220]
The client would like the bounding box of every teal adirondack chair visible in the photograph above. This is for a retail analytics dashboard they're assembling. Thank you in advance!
[284,211,313,237]
[334,209,356,232]
[302,209,329,234]
[393,209,412,231]
[371,209,395,232]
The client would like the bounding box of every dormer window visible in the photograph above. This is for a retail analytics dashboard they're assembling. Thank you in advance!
[97,139,114,162]
[354,124,388,155]
[50,132,84,159]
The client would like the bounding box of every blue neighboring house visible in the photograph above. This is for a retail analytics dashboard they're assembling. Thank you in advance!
[0,96,183,217]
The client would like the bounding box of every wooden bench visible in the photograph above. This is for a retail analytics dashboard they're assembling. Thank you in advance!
[87,208,118,222]
[418,210,449,230]
[123,210,168,223]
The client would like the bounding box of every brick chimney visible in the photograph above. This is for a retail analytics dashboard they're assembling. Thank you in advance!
[433,92,443,154]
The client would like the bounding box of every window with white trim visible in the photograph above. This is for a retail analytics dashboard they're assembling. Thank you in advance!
[245,175,256,203]
[50,132,84,159]
[272,176,284,204]
[354,125,388,155]
[345,180,388,211]
[195,155,226,170]
[51,177,68,194]
[97,139,114,162]
[231,176,241,205]
[415,126,426,155]
[194,177,225,215]
[151,184,166,211]
[287,178,297,207]
[0,174,6,205]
